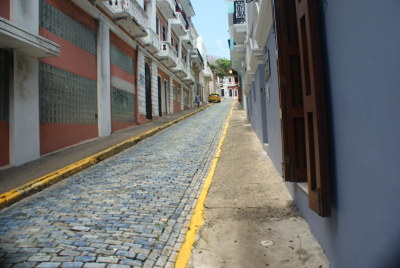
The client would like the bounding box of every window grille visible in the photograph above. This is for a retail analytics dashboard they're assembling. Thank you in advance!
[39,0,96,54]
[39,63,97,125]
[110,45,134,74]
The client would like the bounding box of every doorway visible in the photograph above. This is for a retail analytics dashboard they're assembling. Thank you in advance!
[157,76,162,117]
[164,80,169,114]
[145,62,152,119]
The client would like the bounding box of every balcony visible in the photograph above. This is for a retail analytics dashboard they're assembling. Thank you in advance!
[203,66,213,80]
[103,0,147,37]
[158,41,178,67]
[249,39,264,75]
[232,0,247,45]
[170,12,187,37]
[172,58,187,78]
[141,27,159,54]
[156,0,175,19]
[254,0,273,49]
[184,70,196,86]
[190,48,204,69]
[233,44,245,61]
[233,23,247,45]
[181,30,194,49]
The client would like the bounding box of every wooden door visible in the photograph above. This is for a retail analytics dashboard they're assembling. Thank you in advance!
[295,0,330,216]
[274,0,307,182]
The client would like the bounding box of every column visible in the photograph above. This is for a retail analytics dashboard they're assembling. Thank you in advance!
[169,78,174,114]
[97,19,111,137]
[9,0,40,165]
[180,86,184,111]
[137,49,146,118]
[150,60,158,117]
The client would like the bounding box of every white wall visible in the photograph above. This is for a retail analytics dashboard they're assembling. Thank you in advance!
[97,20,111,137]
[8,0,40,165]
[137,49,146,115]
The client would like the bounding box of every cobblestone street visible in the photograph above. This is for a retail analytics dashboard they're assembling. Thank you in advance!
[0,100,233,268]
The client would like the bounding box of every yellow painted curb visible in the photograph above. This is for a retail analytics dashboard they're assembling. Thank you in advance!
[0,105,211,210]
[175,101,235,268]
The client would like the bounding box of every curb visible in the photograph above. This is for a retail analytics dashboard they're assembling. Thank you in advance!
[0,105,211,210]
[174,101,235,268]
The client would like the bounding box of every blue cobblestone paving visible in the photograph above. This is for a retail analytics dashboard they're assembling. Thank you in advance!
[0,99,233,268]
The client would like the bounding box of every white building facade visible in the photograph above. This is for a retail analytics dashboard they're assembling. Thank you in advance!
[0,0,213,168]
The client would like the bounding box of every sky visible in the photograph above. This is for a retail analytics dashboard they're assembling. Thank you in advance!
[191,0,230,60]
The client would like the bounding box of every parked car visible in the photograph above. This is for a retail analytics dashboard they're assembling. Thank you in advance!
[208,93,221,103]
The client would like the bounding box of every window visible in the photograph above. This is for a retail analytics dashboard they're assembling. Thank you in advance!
[275,0,330,217]
[171,35,178,56]
[156,17,159,35]
[182,48,187,62]
[162,25,166,41]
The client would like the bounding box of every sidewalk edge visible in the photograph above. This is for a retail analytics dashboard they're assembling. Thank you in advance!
[0,105,211,210]
[174,101,234,268]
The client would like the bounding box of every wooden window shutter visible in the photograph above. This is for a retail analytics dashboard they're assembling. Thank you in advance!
[274,0,308,182]
[295,0,330,216]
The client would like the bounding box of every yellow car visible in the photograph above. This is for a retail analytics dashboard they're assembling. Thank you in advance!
[208,93,221,103]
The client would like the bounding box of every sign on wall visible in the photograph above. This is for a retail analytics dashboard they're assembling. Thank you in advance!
[139,73,145,86]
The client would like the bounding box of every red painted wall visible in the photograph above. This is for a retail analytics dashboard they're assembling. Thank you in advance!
[111,122,134,133]
[39,1,98,155]
[0,121,9,166]
[39,29,97,81]
[0,0,10,19]
[137,114,150,125]
[43,0,97,32]
[40,124,97,155]
[110,65,135,84]
[174,100,180,113]
[110,33,137,132]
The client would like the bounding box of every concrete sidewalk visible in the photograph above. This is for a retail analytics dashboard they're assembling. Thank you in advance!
[188,101,330,268]
[0,105,210,208]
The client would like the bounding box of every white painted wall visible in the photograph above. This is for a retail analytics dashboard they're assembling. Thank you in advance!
[147,0,157,33]
[8,0,40,166]
[97,20,111,137]
[11,0,39,34]
[160,77,166,114]
[9,52,40,166]
[180,87,184,110]
[169,78,174,114]
[151,60,158,117]
[137,49,146,115]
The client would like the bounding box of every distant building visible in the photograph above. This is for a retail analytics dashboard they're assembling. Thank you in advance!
[215,76,238,98]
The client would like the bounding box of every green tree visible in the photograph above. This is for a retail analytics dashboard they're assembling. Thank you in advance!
[209,58,231,78]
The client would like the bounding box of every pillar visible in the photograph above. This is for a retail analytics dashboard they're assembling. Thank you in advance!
[9,0,40,165]
[97,19,111,137]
